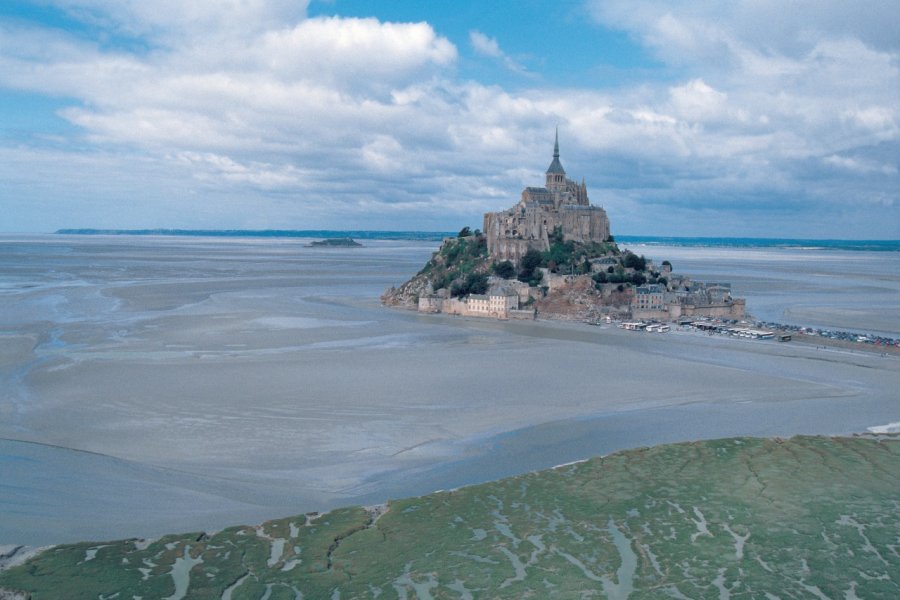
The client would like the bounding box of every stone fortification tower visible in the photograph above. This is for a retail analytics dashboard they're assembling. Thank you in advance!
[483,131,610,263]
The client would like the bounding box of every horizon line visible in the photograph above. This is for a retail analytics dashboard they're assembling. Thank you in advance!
[13,228,893,245]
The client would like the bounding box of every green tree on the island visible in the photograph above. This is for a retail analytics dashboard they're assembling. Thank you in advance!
[518,248,544,284]
[451,271,489,297]
[550,225,565,244]
[467,272,489,294]
[545,240,576,272]
[580,258,592,274]
[430,273,451,292]
[623,251,647,271]
[458,226,472,237]
[492,260,516,279]
[442,239,463,263]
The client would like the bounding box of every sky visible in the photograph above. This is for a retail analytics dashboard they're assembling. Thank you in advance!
[0,1,897,238]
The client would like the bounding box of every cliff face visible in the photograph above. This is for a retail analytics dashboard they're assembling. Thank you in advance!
[380,272,430,308]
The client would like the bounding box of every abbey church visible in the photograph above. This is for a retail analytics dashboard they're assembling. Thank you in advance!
[483,131,611,263]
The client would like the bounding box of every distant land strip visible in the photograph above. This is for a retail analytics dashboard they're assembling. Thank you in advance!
[615,236,900,252]
[54,230,900,251]
[54,229,455,241]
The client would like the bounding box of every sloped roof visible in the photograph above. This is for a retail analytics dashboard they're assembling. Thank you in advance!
[546,156,566,174]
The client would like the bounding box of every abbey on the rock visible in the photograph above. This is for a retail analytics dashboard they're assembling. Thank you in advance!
[483,131,611,263]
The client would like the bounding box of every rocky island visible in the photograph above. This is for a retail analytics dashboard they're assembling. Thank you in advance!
[383,133,745,323]
[307,237,363,247]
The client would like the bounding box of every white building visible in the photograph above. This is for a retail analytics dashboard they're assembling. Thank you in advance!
[466,292,519,318]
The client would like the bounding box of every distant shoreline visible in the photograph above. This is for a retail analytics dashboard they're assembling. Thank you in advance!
[52,229,900,251]
[53,228,454,241]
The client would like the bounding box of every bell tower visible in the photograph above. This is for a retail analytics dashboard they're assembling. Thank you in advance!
[545,127,566,193]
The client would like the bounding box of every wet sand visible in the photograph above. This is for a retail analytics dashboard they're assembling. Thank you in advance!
[1,234,898,546]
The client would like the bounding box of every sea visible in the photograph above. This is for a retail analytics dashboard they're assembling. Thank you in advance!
[1,231,898,547]
[55,229,900,252]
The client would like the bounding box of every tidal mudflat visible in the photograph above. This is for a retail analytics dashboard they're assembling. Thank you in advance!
[1,234,899,547]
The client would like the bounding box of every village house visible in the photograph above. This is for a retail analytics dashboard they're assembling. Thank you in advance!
[631,280,746,321]
[418,290,530,320]
[633,284,666,311]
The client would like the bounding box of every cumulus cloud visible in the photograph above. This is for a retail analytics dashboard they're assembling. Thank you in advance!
[469,30,502,59]
[667,79,728,123]
[587,0,899,59]
[469,30,530,75]
[255,18,456,86]
[175,151,306,189]
[0,1,896,236]
[824,154,898,176]
[577,0,898,232]
[360,136,406,173]
[47,0,310,41]
[0,10,460,156]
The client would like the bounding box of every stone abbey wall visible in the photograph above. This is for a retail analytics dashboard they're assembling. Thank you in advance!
[484,135,610,263]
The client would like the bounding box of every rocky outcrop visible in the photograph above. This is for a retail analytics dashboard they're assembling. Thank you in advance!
[536,276,633,321]
[380,274,431,309]
[382,234,490,307]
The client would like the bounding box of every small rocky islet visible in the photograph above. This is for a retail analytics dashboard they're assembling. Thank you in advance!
[1,435,898,599]
[306,237,363,247]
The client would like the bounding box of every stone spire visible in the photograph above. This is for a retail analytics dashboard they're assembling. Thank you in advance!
[546,127,565,175]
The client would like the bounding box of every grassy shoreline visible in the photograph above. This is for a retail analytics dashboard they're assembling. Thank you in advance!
[3,435,898,599]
